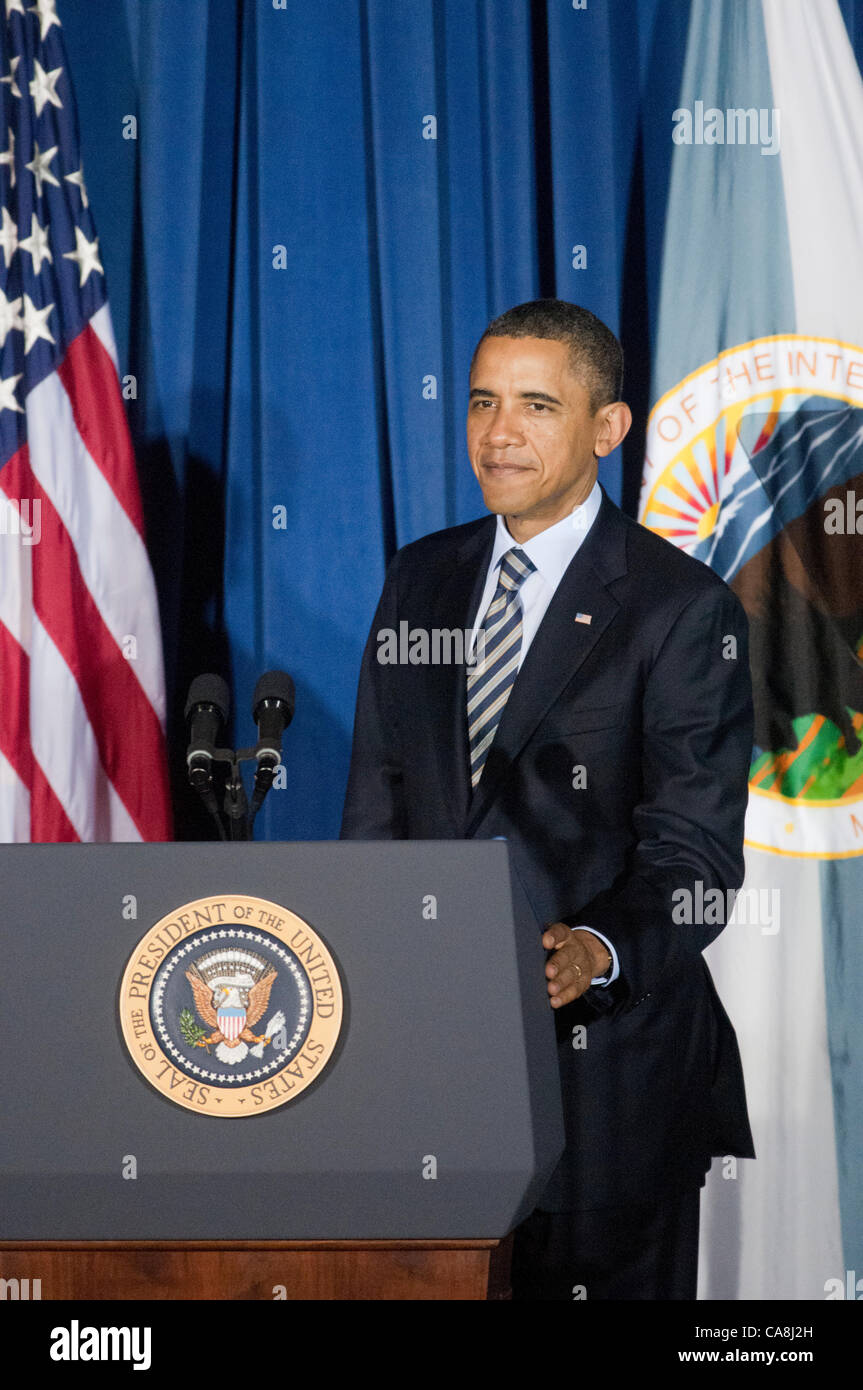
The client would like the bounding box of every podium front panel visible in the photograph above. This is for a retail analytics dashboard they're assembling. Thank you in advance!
[0,842,564,1240]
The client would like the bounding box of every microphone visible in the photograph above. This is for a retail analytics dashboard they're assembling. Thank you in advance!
[250,670,295,821]
[252,670,296,771]
[185,674,230,792]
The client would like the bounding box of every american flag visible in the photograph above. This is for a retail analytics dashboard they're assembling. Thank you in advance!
[0,0,171,841]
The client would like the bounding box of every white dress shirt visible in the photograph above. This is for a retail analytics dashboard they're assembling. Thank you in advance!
[471,480,620,987]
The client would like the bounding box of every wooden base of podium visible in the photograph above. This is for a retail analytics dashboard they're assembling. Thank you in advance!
[0,1239,512,1301]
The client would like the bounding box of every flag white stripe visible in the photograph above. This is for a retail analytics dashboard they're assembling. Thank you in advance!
[0,494,35,837]
[29,613,141,842]
[0,749,29,840]
[26,370,167,722]
[0,492,34,651]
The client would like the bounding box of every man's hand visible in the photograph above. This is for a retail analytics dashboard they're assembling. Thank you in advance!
[542,923,612,1008]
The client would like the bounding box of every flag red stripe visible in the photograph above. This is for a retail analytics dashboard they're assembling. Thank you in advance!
[0,615,33,791]
[0,444,171,841]
[0,617,79,841]
[56,324,145,537]
[30,760,81,842]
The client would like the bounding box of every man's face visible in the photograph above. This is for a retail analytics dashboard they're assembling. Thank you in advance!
[467,335,608,540]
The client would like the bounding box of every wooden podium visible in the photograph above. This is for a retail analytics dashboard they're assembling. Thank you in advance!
[0,1238,513,1300]
[0,842,561,1301]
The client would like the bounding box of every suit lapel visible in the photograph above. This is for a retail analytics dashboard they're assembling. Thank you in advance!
[425,518,495,833]
[464,492,628,836]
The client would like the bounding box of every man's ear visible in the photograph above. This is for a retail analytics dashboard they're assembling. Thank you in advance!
[594,402,632,458]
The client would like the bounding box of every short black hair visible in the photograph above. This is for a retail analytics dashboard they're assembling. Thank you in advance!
[471,299,623,413]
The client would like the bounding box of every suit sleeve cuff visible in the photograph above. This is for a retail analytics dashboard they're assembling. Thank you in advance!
[569,926,620,986]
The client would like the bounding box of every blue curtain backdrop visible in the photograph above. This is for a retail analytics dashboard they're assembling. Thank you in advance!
[60,0,863,842]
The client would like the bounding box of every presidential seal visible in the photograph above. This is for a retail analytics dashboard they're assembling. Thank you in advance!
[119,895,343,1116]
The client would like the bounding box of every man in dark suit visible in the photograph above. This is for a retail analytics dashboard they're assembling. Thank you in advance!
[341,300,754,1299]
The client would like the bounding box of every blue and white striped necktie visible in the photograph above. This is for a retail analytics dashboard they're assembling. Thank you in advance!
[467,547,536,789]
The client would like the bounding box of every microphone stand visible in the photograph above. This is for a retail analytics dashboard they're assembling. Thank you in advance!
[189,742,269,841]
[224,754,251,840]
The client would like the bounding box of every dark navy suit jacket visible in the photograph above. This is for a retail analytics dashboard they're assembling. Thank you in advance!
[341,488,755,1210]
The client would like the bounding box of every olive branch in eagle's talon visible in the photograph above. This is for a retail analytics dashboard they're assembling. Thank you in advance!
[179,1008,211,1052]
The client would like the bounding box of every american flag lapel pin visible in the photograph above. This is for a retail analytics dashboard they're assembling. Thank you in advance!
[574,612,592,625]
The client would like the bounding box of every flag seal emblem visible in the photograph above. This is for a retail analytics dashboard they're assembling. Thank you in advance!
[641,334,863,858]
[119,894,343,1116]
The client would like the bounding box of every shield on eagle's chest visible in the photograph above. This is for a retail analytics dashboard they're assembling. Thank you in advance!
[218,1006,246,1041]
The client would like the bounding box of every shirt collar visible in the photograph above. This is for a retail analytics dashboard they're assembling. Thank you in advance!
[489,478,603,587]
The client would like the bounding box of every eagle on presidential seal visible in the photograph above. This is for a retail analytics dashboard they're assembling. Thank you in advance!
[184,947,277,1054]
